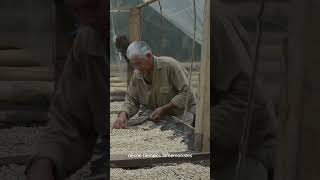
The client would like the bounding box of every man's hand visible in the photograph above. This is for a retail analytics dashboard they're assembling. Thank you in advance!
[112,112,128,129]
[150,102,177,121]
[25,158,55,180]
[150,107,165,121]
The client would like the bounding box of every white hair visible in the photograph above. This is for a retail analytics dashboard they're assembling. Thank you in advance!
[126,41,152,60]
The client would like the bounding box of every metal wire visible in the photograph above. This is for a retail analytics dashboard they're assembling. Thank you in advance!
[158,0,163,55]
[183,0,197,123]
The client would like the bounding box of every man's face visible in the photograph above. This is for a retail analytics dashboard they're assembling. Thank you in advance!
[130,53,153,72]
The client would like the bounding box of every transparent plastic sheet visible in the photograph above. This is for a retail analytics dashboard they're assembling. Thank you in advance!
[110,0,203,63]
[147,0,204,44]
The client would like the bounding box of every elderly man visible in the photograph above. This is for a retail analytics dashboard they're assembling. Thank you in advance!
[113,41,197,129]
[24,0,107,179]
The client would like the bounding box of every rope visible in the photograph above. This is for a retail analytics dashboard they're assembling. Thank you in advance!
[183,0,196,123]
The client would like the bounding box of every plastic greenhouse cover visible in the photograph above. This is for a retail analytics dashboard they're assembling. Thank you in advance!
[146,0,204,44]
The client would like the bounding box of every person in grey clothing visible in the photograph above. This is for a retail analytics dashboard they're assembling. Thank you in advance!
[25,0,107,179]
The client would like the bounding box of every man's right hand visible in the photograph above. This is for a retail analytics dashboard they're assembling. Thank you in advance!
[112,112,128,129]
[25,158,55,180]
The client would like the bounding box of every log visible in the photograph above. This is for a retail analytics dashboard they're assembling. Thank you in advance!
[0,81,53,105]
[0,66,53,81]
[0,49,40,66]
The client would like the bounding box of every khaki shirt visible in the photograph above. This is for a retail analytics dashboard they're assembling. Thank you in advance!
[120,56,197,118]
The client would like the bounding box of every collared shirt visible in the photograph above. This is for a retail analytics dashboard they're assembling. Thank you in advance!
[120,56,197,118]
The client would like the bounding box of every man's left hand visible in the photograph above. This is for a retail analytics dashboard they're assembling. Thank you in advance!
[150,107,165,121]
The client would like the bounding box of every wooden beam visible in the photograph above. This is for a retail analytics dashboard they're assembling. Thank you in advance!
[110,152,210,168]
[195,0,210,152]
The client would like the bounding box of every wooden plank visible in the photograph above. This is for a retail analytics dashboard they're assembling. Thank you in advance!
[195,0,210,152]
[0,66,53,81]
[110,152,210,168]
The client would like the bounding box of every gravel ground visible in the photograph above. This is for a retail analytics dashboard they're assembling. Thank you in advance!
[111,163,210,180]
[110,127,187,154]
[110,101,123,112]
[110,102,188,155]
[0,127,45,157]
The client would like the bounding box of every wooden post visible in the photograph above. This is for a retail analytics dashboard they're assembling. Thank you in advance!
[127,7,141,84]
[195,0,210,152]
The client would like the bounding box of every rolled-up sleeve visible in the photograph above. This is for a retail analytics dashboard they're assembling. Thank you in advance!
[120,78,140,118]
[169,64,193,109]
